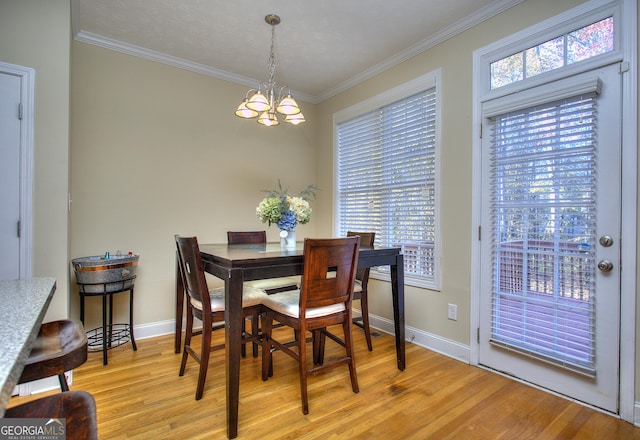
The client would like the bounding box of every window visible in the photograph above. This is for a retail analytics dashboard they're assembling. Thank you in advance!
[490,17,614,89]
[335,72,440,289]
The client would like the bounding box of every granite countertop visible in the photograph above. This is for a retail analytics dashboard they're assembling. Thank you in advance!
[0,277,56,417]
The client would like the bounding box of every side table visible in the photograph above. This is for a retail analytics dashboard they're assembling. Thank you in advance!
[78,276,137,365]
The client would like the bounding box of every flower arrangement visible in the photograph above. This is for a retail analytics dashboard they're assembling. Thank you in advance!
[256,181,318,231]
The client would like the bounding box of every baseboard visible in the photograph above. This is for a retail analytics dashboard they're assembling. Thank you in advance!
[357,309,471,364]
[635,401,640,427]
[16,372,72,397]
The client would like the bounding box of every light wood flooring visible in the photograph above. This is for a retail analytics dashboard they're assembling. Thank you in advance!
[8,328,640,439]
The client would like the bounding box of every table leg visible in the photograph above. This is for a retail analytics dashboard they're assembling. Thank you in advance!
[391,254,406,371]
[175,251,184,354]
[225,269,244,439]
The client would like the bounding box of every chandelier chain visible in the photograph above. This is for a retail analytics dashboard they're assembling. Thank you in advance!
[267,23,277,89]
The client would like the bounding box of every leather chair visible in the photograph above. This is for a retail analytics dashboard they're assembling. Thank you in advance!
[175,235,267,400]
[17,319,88,392]
[5,390,98,440]
[261,237,361,415]
[347,231,376,351]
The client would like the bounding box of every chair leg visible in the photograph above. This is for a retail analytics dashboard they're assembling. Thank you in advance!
[241,319,247,358]
[312,329,325,365]
[179,310,194,377]
[195,323,212,401]
[252,313,260,358]
[261,315,274,381]
[58,373,70,392]
[360,292,373,351]
[297,328,310,415]
[343,320,359,394]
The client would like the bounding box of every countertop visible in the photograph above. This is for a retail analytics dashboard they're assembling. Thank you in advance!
[0,277,56,416]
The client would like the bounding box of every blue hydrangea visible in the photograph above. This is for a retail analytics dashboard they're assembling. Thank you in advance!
[276,210,298,231]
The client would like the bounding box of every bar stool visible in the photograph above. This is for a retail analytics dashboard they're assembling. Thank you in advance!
[78,276,137,365]
[5,390,98,440]
[17,319,88,391]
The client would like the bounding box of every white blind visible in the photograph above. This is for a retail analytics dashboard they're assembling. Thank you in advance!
[488,92,598,376]
[337,89,437,283]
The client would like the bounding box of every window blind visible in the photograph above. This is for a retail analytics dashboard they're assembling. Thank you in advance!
[488,92,598,375]
[337,89,438,284]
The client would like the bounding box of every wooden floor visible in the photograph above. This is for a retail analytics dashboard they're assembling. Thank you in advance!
[8,328,640,439]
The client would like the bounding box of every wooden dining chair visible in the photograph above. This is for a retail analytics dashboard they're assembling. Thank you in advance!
[260,236,361,415]
[347,231,376,351]
[175,235,267,400]
[227,231,300,294]
[17,319,88,392]
[6,390,98,440]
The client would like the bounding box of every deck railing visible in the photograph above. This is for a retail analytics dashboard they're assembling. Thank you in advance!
[497,240,592,301]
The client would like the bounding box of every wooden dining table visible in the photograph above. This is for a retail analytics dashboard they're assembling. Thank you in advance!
[174,242,405,439]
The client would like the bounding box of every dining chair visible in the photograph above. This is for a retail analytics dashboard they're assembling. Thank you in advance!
[175,235,267,400]
[17,319,88,392]
[260,236,361,415]
[347,231,376,351]
[5,390,98,440]
[227,231,300,294]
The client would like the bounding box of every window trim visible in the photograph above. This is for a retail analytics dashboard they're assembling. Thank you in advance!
[333,70,442,290]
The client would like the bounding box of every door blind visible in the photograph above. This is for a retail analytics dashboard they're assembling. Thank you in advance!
[488,92,598,376]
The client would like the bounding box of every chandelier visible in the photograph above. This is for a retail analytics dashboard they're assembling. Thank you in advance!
[234,14,305,127]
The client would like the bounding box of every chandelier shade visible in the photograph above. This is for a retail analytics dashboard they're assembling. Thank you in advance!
[235,14,305,126]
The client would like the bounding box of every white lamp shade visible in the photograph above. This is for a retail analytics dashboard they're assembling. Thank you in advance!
[235,100,259,118]
[257,111,279,126]
[246,92,271,112]
[284,112,305,125]
[276,95,301,115]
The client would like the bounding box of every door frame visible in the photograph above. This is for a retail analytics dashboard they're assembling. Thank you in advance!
[469,0,637,422]
[0,61,34,279]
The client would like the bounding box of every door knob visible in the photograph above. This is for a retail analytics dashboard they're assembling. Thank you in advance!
[597,259,614,272]
[599,235,614,247]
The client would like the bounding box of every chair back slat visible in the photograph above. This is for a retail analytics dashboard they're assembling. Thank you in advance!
[175,235,211,314]
[347,231,375,283]
[300,237,360,311]
[227,231,267,244]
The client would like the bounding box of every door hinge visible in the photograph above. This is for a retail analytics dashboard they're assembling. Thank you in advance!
[478,225,481,240]
[18,103,23,120]
[479,123,483,139]
[477,328,480,343]
[17,220,20,238]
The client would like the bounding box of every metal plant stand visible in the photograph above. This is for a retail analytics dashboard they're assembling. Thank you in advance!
[78,276,137,365]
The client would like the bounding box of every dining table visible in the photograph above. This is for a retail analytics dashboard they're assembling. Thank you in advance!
[0,277,56,417]
[174,241,405,439]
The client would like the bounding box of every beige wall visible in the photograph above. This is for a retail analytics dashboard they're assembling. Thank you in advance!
[0,0,71,320]
[70,42,317,327]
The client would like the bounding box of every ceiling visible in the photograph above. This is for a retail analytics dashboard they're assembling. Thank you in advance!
[72,0,522,103]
